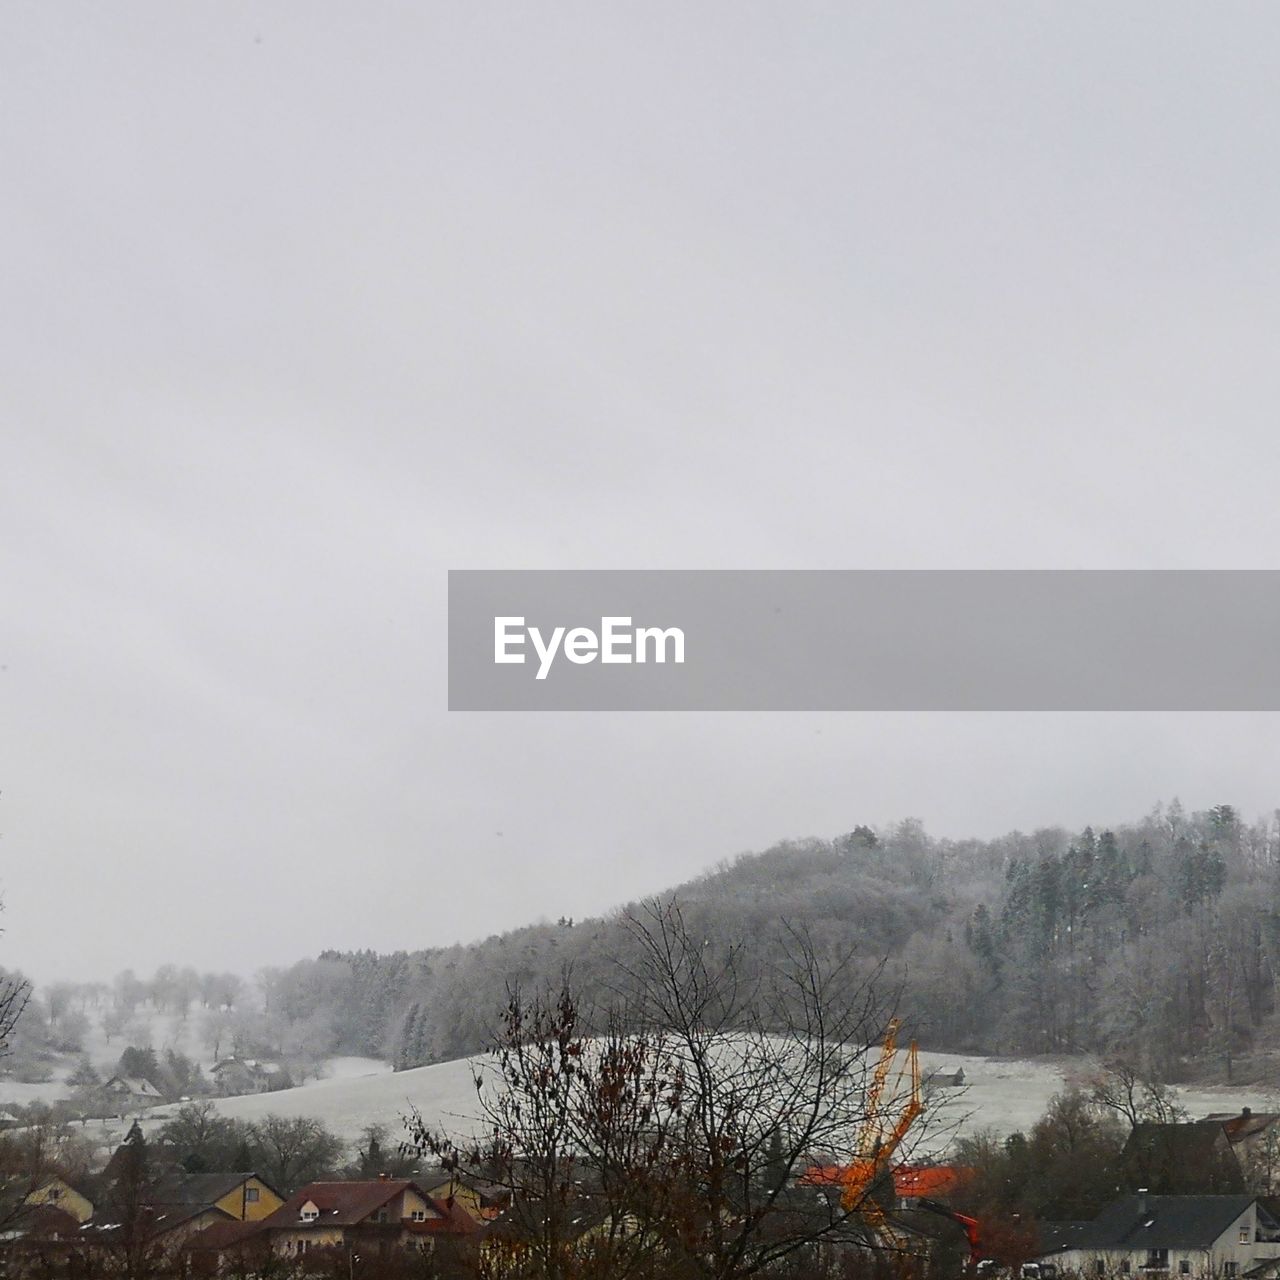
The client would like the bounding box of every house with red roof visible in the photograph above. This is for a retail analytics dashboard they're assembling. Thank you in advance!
[187,1176,479,1268]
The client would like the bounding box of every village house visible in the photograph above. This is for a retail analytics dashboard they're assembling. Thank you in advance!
[416,1166,511,1223]
[1114,1109,1280,1197]
[1121,1123,1245,1195]
[1038,1194,1280,1278]
[4,1201,239,1276]
[18,1174,93,1224]
[0,1204,82,1261]
[187,1176,479,1266]
[0,1165,285,1275]
[1203,1109,1280,1192]
[101,1074,165,1107]
[147,1169,285,1222]
[209,1056,292,1096]
[79,1200,237,1247]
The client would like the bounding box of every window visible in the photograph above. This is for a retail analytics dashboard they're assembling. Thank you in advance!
[301,1210,318,1222]
[1095,1262,1106,1276]
[1224,1265,1238,1279]
[245,1187,259,1203]
[1144,1250,1169,1271]
[1179,1262,1190,1275]
[1240,1228,1251,1244]
[1121,1262,1131,1275]
[411,1210,427,1222]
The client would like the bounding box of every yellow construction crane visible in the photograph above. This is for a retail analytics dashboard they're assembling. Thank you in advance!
[839,1017,924,1251]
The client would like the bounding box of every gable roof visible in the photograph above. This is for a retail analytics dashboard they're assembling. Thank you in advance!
[1,1173,90,1201]
[148,1170,280,1209]
[1205,1112,1280,1143]
[263,1179,428,1229]
[80,1202,236,1243]
[1038,1221,1094,1254]
[1128,1122,1233,1158]
[1121,1123,1245,1195]
[1045,1196,1257,1253]
[404,1198,482,1237]
[145,1202,236,1235]
[184,1218,269,1252]
[5,1205,81,1240]
[211,1058,288,1077]
[103,1075,164,1098]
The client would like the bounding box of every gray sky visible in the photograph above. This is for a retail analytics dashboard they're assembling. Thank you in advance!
[4,3,1280,982]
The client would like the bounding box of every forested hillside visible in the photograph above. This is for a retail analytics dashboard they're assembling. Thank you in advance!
[15,802,1280,1086]
[280,800,1277,1082]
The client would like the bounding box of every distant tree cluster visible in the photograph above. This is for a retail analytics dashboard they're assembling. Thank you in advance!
[312,800,1280,1081]
[155,1101,347,1190]
[929,802,1274,1074]
[13,800,1280,1087]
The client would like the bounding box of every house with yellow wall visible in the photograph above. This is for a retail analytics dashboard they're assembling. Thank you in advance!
[149,1171,284,1222]
[21,1175,93,1224]
[253,1177,478,1261]
[416,1169,510,1223]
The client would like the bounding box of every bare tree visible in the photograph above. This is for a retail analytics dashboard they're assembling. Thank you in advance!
[0,970,29,1059]
[406,897,930,1280]
[0,902,35,1233]
[0,896,31,1059]
[1088,1059,1187,1131]
[247,1114,346,1192]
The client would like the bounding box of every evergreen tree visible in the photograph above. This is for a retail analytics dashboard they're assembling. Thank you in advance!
[67,1057,99,1087]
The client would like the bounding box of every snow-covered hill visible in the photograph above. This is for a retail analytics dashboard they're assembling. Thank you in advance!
[144,1048,1277,1156]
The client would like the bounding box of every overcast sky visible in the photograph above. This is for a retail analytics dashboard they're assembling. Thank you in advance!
[4,3,1280,983]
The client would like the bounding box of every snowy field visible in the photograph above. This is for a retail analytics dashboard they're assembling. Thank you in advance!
[10,1006,1275,1162]
[137,1048,1279,1156]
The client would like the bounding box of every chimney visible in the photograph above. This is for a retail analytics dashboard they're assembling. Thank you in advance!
[1137,1189,1149,1216]
[379,1172,389,1181]
[1244,1107,1253,1119]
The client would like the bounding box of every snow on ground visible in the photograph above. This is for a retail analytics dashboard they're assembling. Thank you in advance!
[0,1079,83,1107]
[322,1056,395,1081]
[16,1030,1272,1160]
[148,1054,484,1144]
[138,1048,1277,1155]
